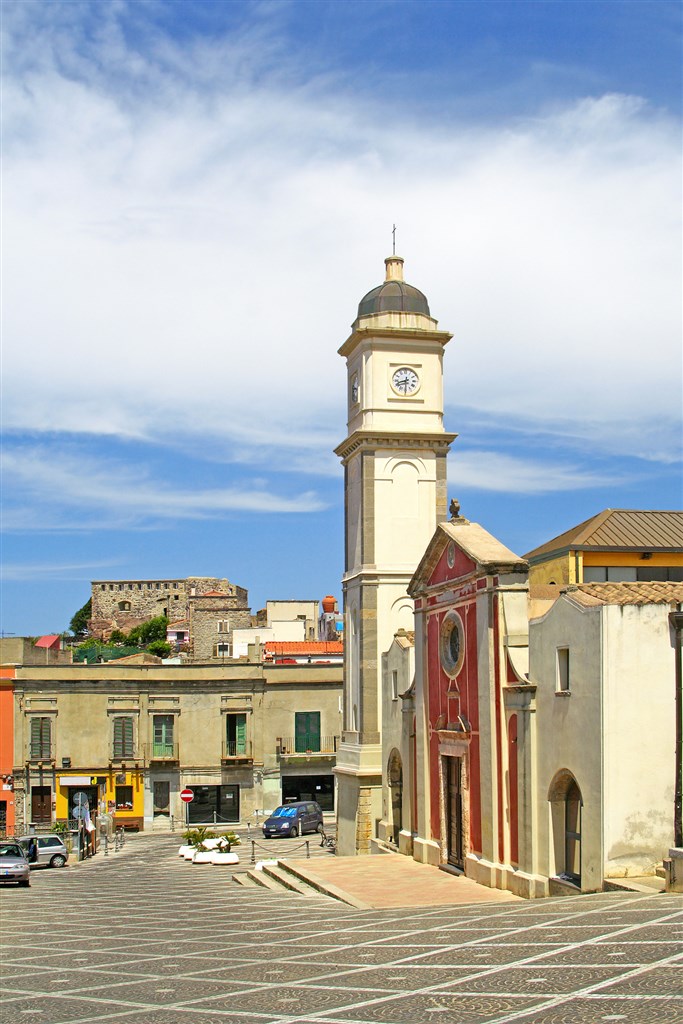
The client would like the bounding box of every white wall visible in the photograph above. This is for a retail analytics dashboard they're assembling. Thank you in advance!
[602,603,676,875]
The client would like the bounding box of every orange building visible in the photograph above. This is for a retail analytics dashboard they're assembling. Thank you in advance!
[0,667,16,834]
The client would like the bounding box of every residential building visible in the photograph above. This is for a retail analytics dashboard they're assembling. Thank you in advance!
[7,653,342,833]
[525,509,683,586]
[232,599,324,657]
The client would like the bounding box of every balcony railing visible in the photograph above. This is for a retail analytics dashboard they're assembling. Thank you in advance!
[276,735,340,757]
[145,742,179,762]
[221,740,253,762]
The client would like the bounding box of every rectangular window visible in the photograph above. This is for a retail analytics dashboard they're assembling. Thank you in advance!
[217,620,230,633]
[216,642,231,655]
[295,711,321,752]
[557,648,570,692]
[153,715,174,757]
[115,786,133,810]
[226,713,247,756]
[113,716,134,758]
[391,670,399,701]
[30,718,52,760]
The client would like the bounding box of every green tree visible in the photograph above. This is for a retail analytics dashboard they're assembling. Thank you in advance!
[148,640,172,658]
[69,598,92,635]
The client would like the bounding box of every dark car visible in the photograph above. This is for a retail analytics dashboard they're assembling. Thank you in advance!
[262,801,324,838]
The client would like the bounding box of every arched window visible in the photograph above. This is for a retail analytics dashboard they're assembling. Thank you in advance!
[118,601,131,611]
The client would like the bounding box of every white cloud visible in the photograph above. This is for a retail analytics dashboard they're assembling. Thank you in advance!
[1,446,328,531]
[2,3,680,478]
[451,450,630,495]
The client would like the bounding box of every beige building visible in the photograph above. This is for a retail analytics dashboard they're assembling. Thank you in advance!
[529,580,681,890]
[334,253,455,856]
[9,653,342,833]
[232,600,321,657]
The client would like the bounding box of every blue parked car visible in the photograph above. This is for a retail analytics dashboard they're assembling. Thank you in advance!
[262,801,324,838]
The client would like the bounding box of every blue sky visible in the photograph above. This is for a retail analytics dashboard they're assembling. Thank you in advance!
[2,0,681,636]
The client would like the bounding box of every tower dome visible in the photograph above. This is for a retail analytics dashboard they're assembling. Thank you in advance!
[357,255,431,318]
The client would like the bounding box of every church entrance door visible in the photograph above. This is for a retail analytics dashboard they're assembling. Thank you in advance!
[446,757,463,869]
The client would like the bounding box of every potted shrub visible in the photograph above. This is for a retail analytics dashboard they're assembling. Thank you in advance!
[210,831,241,865]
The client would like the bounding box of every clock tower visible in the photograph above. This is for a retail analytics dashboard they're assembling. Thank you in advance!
[334,254,456,855]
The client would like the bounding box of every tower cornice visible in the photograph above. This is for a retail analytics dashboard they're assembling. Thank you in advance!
[335,429,457,463]
[338,325,453,359]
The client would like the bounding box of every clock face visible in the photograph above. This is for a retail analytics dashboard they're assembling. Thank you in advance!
[351,374,359,404]
[391,367,419,395]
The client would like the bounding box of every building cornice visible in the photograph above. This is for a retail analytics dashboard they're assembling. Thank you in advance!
[335,430,457,462]
[338,325,453,359]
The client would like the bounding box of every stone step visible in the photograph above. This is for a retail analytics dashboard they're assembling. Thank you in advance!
[274,859,362,907]
[231,872,262,889]
[261,863,325,896]
[242,868,286,892]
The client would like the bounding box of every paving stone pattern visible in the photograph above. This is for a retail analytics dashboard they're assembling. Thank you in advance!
[1,832,681,1024]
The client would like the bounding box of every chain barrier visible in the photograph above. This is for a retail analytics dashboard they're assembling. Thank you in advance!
[249,838,311,863]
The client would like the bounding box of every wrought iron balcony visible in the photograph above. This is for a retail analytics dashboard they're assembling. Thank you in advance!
[221,740,253,762]
[276,735,340,758]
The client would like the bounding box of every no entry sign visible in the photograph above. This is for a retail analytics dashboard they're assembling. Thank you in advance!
[180,788,194,803]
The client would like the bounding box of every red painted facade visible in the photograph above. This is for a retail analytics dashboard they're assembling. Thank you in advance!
[411,522,528,882]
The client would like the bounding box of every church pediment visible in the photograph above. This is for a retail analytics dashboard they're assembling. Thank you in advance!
[409,511,528,598]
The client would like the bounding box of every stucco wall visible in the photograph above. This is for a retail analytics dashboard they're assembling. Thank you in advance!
[530,599,607,891]
[602,603,675,875]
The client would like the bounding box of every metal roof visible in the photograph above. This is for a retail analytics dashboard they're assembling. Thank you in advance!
[525,509,683,561]
[357,280,430,318]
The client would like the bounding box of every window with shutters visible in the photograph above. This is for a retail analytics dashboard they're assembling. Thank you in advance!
[29,717,52,760]
[152,715,174,757]
[225,713,247,756]
[112,716,134,759]
[294,711,321,753]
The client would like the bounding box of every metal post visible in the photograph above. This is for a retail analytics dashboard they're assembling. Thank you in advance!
[251,839,256,864]
[670,607,683,848]
[305,840,310,859]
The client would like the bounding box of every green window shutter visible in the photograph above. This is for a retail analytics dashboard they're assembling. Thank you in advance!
[153,715,173,755]
[295,712,320,752]
[113,717,133,758]
[31,717,50,759]
[235,714,246,754]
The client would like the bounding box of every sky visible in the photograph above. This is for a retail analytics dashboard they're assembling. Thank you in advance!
[2,0,681,637]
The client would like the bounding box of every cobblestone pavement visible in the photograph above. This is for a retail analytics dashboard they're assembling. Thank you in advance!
[1,832,682,1024]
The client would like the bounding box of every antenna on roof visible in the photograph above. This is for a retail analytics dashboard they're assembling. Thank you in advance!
[392,223,396,255]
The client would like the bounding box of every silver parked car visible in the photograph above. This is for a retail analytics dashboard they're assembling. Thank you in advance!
[0,841,31,887]
[18,834,69,868]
